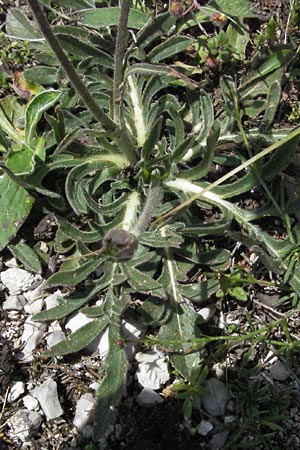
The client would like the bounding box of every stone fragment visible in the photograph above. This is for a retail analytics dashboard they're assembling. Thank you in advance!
[73,393,95,436]
[137,388,164,405]
[201,378,229,416]
[23,395,39,411]
[33,378,63,420]
[197,419,214,436]
[3,294,26,311]
[136,349,169,390]
[269,361,291,381]
[1,268,41,295]
[20,316,47,361]
[8,409,42,442]
[8,381,25,402]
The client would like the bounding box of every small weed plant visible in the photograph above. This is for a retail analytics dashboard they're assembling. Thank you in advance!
[1,0,300,445]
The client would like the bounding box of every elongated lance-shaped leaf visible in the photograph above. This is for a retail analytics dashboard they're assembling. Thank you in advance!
[147,35,193,63]
[25,90,61,144]
[166,178,300,295]
[47,255,105,287]
[121,264,166,299]
[77,7,150,29]
[141,116,163,161]
[43,317,108,357]
[180,121,220,180]
[136,12,176,49]
[33,264,114,321]
[259,80,281,132]
[158,227,201,379]
[8,241,42,273]
[94,322,128,440]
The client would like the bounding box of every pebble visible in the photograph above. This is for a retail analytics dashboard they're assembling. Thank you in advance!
[1,268,41,295]
[23,395,39,411]
[137,388,164,405]
[8,409,42,442]
[73,393,95,435]
[33,378,64,420]
[3,294,26,311]
[197,419,214,436]
[8,381,25,402]
[135,349,170,390]
[20,316,47,361]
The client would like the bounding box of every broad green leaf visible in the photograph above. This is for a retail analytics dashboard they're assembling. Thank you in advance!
[43,317,108,357]
[78,7,150,29]
[180,280,220,303]
[5,8,42,40]
[6,145,35,175]
[25,90,61,144]
[0,173,34,251]
[140,296,167,326]
[212,0,258,18]
[24,66,58,85]
[57,216,103,243]
[0,95,25,146]
[8,240,42,273]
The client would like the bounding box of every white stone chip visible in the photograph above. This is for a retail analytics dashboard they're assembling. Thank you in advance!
[201,378,229,417]
[122,319,146,359]
[73,393,96,436]
[8,381,25,402]
[24,298,44,315]
[46,330,66,348]
[197,419,214,436]
[8,409,42,442]
[23,280,46,303]
[1,268,41,295]
[135,349,170,390]
[97,327,110,359]
[197,305,216,323]
[23,395,39,411]
[3,294,26,311]
[137,388,164,405]
[20,316,47,361]
[66,312,93,333]
[44,290,64,309]
[33,378,64,420]
[269,361,291,381]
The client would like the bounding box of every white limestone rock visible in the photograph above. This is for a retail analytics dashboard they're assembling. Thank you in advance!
[3,294,26,311]
[197,419,214,436]
[8,381,25,402]
[46,320,66,349]
[135,349,170,390]
[8,409,42,442]
[20,316,47,361]
[33,378,63,420]
[44,290,64,309]
[23,395,39,411]
[73,393,96,436]
[137,388,164,406]
[1,268,41,295]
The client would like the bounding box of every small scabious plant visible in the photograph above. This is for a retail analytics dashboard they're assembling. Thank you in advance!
[0,0,300,444]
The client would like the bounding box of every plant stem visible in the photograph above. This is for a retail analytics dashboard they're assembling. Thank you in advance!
[27,0,117,132]
[113,0,131,123]
[134,183,161,235]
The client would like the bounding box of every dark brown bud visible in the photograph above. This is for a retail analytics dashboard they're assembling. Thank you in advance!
[101,228,138,262]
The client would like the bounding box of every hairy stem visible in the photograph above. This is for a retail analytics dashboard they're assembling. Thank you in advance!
[27,0,116,131]
[113,0,131,123]
[134,183,161,235]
